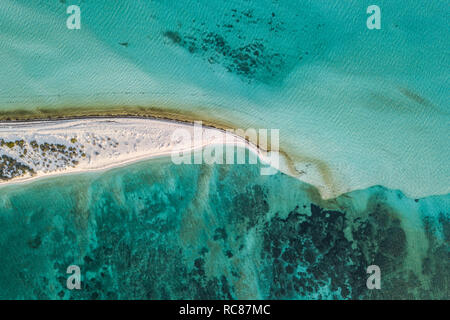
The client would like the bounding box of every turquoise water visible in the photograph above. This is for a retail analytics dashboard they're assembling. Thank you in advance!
[0,0,449,197]
[0,153,448,299]
[0,1,449,299]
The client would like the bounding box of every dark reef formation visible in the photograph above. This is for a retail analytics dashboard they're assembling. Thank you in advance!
[164,29,285,83]
[0,159,448,299]
[161,4,320,84]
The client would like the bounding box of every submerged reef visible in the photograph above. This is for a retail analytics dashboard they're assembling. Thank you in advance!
[164,29,284,83]
[162,4,318,83]
[0,157,448,299]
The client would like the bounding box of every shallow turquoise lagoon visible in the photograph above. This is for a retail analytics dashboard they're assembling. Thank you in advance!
[0,156,448,299]
[1,0,449,197]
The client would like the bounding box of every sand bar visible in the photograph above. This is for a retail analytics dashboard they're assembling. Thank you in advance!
[0,117,285,187]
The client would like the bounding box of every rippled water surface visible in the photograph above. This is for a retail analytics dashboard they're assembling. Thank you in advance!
[1,0,449,197]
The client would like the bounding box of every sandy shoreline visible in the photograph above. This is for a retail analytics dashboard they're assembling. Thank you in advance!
[0,117,286,188]
[3,116,445,201]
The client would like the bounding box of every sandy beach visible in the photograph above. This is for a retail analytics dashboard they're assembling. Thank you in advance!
[0,117,286,188]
